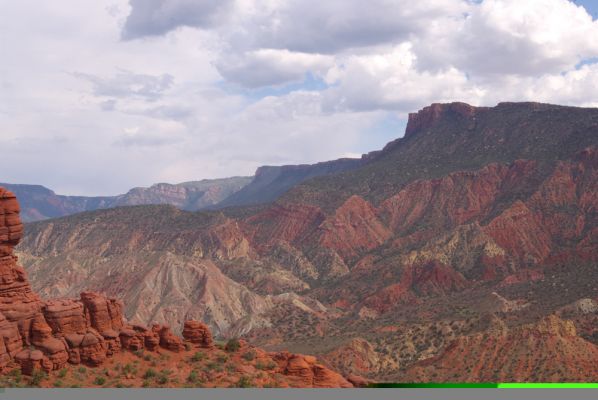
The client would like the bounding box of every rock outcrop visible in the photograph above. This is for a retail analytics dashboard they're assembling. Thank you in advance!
[273,352,353,388]
[182,320,214,348]
[0,188,187,374]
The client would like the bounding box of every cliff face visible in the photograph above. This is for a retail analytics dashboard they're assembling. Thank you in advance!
[0,187,351,388]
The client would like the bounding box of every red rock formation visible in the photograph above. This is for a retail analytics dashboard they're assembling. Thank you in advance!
[182,320,214,348]
[273,352,353,388]
[0,189,43,347]
[155,324,185,352]
[15,349,44,375]
[80,291,124,335]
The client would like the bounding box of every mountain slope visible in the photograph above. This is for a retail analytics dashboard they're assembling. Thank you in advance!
[15,101,598,382]
[214,158,365,208]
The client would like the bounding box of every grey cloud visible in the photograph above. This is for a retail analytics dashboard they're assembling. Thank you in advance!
[215,50,333,88]
[121,0,233,40]
[113,132,183,147]
[100,99,117,111]
[74,70,174,101]
[246,0,460,54]
[127,104,194,121]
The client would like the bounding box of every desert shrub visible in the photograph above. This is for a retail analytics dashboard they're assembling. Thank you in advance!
[225,338,241,352]
[236,376,253,388]
[143,368,157,379]
[30,370,47,387]
[216,353,229,363]
[242,350,256,361]
[93,376,106,386]
[191,351,205,362]
[187,370,200,384]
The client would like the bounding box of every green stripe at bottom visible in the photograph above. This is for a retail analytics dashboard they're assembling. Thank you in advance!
[369,383,598,388]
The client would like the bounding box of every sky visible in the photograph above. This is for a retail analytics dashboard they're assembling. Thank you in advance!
[1,0,598,195]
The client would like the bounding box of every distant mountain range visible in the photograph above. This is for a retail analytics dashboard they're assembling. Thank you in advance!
[3,155,374,222]
[0,178,249,222]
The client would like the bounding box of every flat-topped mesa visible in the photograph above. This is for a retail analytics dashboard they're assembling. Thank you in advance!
[404,102,480,138]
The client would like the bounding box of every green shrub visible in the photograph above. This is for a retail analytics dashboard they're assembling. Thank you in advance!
[242,350,256,361]
[187,370,200,384]
[225,338,241,352]
[236,376,253,388]
[142,368,157,379]
[216,354,229,364]
[191,351,206,362]
[30,370,47,387]
[93,376,106,386]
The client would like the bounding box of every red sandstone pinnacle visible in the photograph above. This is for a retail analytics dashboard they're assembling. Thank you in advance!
[154,324,185,352]
[80,291,124,334]
[0,188,23,256]
[273,352,353,388]
[182,320,214,348]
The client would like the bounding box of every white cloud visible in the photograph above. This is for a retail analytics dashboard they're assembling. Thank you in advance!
[1,0,598,196]
[415,0,598,76]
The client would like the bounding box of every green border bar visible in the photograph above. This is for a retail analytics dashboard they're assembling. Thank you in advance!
[369,383,598,389]
[498,383,598,389]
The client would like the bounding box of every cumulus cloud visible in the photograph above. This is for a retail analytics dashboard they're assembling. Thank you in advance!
[2,0,598,196]
[414,0,598,76]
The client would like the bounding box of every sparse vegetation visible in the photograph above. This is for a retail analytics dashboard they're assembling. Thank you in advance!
[142,368,157,379]
[191,351,206,362]
[225,338,241,352]
[93,376,106,386]
[235,376,253,388]
[242,349,256,361]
